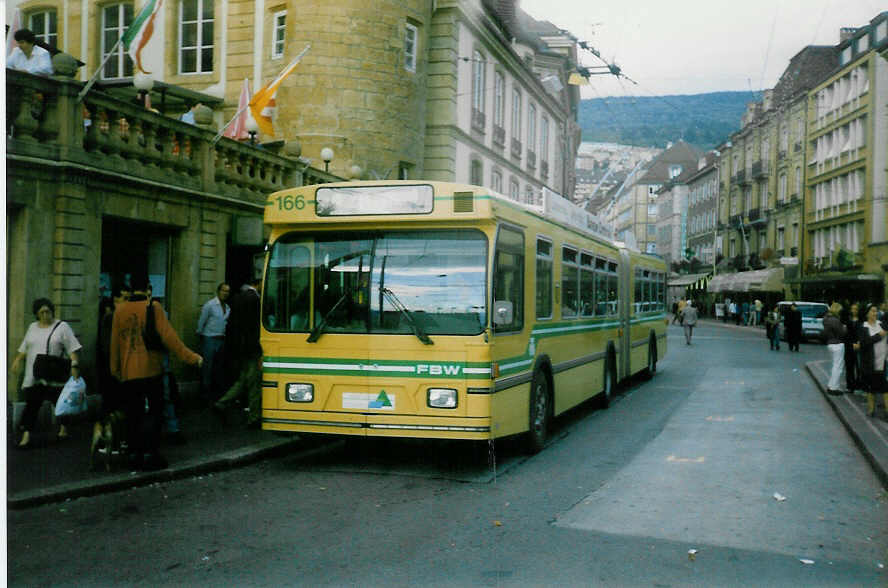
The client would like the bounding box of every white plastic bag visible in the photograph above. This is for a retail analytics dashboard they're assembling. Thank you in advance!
[55,376,87,417]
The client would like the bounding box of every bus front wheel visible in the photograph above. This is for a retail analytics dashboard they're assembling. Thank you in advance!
[525,370,551,454]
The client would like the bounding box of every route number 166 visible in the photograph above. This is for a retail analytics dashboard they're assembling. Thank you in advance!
[275,195,305,210]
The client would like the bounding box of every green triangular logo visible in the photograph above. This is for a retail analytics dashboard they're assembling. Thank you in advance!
[375,390,392,407]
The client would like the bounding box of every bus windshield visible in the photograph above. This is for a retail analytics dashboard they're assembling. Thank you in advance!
[264,229,488,337]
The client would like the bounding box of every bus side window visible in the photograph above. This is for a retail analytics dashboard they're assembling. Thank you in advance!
[493,226,524,333]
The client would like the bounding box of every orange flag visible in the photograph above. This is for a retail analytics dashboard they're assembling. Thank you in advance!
[248,44,310,137]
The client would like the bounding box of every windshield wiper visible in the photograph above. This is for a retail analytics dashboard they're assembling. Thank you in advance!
[306,290,350,343]
[380,287,433,345]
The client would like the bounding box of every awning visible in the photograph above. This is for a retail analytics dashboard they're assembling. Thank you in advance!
[708,267,784,293]
[667,272,711,287]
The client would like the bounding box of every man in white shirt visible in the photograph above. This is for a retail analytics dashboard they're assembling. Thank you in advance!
[196,282,231,402]
[6,29,53,76]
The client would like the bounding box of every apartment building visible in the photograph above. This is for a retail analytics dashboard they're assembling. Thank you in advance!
[710,45,838,299]
[613,140,701,253]
[803,13,888,303]
[684,152,720,266]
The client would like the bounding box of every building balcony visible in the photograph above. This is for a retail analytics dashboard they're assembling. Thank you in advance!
[4,69,334,209]
[526,149,536,170]
[511,137,522,160]
[790,246,798,257]
[746,208,767,226]
[471,108,486,134]
[729,214,743,227]
[751,161,769,178]
[731,170,746,185]
[492,124,505,148]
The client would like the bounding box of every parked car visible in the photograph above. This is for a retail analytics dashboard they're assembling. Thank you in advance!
[776,301,829,343]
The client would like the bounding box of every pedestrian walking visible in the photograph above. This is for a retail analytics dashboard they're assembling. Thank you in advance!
[682,300,698,345]
[754,299,763,326]
[214,277,263,428]
[843,302,862,393]
[741,300,750,325]
[856,303,888,418]
[9,298,82,448]
[91,285,130,458]
[730,300,740,325]
[110,274,202,470]
[765,305,781,350]
[671,300,679,324]
[785,303,803,351]
[196,282,231,402]
[677,298,687,325]
[823,302,847,395]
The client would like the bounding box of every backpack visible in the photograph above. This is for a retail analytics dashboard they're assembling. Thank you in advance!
[143,300,165,351]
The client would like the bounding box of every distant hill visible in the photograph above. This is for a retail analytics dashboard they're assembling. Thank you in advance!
[578,91,762,150]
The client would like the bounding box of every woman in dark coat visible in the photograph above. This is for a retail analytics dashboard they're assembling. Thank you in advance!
[843,302,862,393]
[856,303,888,418]
[785,303,803,351]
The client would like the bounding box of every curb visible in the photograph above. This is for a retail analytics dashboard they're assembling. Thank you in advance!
[805,361,888,489]
[7,436,342,509]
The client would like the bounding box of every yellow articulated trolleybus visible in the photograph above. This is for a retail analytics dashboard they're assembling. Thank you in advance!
[260,181,667,452]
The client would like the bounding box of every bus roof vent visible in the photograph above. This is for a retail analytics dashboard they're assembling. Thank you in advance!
[453,191,474,213]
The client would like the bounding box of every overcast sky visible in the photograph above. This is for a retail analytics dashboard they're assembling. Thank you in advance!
[520,0,884,98]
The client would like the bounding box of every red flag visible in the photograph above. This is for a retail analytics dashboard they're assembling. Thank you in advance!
[223,78,251,140]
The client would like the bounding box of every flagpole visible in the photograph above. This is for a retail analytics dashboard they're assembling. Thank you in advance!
[76,38,123,103]
[212,103,252,144]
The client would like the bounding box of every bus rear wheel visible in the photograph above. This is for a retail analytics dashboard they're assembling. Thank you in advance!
[525,370,550,454]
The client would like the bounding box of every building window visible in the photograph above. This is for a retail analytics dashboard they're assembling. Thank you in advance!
[272,11,286,59]
[398,162,411,180]
[493,72,505,127]
[102,4,134,79]
[472,50,485,114]
[540,115,549,163]
[527,103,537,152]
[491,170,503,193]
[778,173,787,203]
[29,10,58,48]
[669,165,682,178]
[404,23,417,72]
[509,179,519,201]
[777,226,785,252]
[470,158,483,186]
[511,87,521,138]
[179,0,214,74]
[525,185,536,205]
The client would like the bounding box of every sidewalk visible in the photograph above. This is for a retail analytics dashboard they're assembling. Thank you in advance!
[806,359,888,489]
[692,316,888,486]
[7,401,335,509]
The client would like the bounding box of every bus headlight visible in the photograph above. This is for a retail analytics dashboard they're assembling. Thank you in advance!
[428,388,457,408]
[286,383,314,403]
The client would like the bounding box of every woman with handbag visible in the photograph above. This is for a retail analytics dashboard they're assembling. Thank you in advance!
[10,298,82,448]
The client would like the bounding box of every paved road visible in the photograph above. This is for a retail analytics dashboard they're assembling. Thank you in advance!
[8,323,887,586]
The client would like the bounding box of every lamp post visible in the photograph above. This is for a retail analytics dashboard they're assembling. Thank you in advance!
[321,147,334,173]
[245,115,258,146]
[133,71,154,108]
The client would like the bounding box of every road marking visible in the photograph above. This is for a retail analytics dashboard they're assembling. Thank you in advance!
[706,416,735,422]
[666,455,705,463]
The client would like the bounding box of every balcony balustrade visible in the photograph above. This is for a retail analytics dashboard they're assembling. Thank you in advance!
[492,124,505,148]
[5,70,336,204]
[511,137,522,160]
[751,161,769,178]
[471,108,486,133]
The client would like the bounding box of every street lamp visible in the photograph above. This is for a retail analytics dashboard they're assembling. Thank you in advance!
[245,115,258,146]
[320,147,334,173]
[133,71,154,108]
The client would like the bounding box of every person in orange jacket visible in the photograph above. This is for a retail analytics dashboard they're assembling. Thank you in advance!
[110,273,202,470]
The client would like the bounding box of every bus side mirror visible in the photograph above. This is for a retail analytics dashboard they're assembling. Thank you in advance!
[493,300,513,326]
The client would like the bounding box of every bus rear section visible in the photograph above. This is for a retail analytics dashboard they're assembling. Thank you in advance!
[259,224,497,439]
